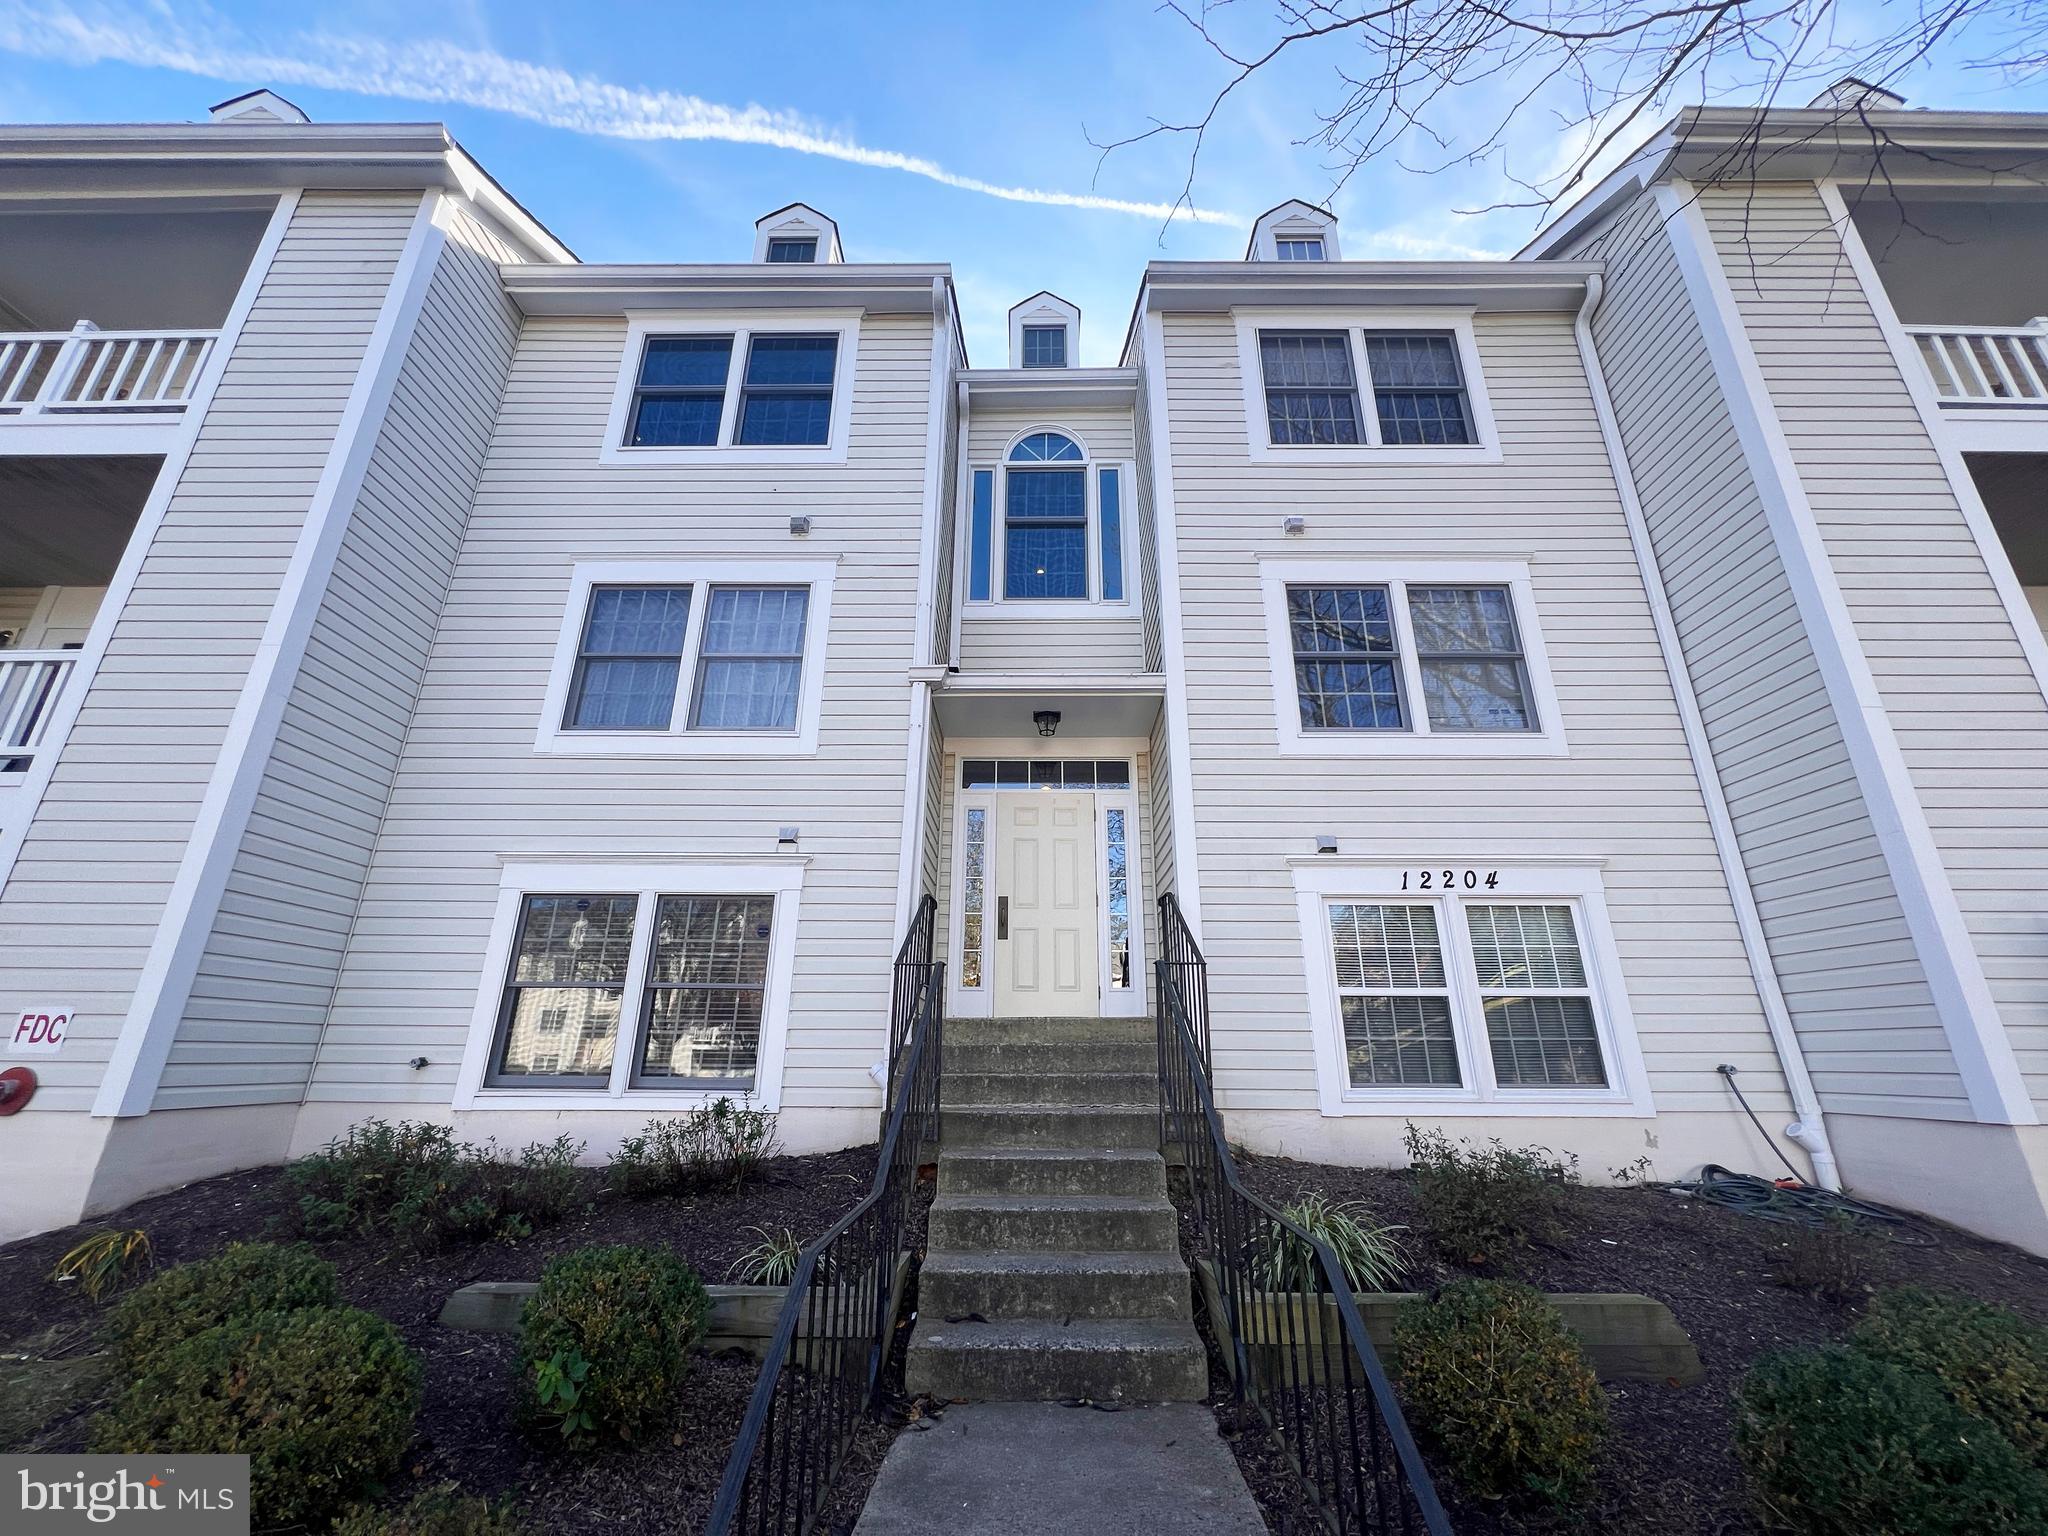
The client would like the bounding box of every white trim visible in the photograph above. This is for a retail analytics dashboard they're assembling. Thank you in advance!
[752,203,842,264]
[1232,308,1502,464]
[1572,271,1839,1187]
[453,857,806,1112]
[894,285,953,939]
[1140,314,1206,936]
[533,558,837,758]
[1938,414,2048,455]
[1249,201,1343,262]
[598,310,860,467]
[1257,558,1567,757]
[1660,180,2035,1127]
[1290,858,1654,1118]
[1008,292,1081,370]
[0,190,300,900]
[95,189,448,1119]
[1818,180,2048,714]
[0,420,187,456]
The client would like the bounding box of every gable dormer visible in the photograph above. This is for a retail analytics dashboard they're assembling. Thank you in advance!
[1008,292,1080,369]
[1248,200,1341,262]
[752,203,842,264]
[208,89,311,125]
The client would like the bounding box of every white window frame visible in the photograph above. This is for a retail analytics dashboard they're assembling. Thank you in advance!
[455,855,807,1112]
[600,310,860,467]
[1258,557,1566,758]
[945,743,1150,1021]
[1233,309,1501,464]
[1290,858,1652,1117]
[968,425,1136,619]
[536,559,836,758]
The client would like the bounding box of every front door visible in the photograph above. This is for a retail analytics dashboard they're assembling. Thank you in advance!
[995,793,1099,1016]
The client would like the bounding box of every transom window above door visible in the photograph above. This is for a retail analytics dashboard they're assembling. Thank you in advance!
[537,560,835,756]
[601,314,858,464]
[966,429,1129,609]
[960,758,1133,788]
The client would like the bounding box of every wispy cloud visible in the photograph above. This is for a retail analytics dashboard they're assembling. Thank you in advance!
[0,1,1246,226]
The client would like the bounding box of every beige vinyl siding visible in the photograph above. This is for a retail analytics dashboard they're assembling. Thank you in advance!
[1149,703,1176,902]
[1135,376,1165,671]
[159,203,524,1111]
[0,191,419,1112]
[931,368,959,666]
[1701,183,2048,1108]
[920,708,944,904]
[1161,305,1792,1114]
[957,402,1145,673]
[1584,190,1964,1117]
[308,310,936,1110]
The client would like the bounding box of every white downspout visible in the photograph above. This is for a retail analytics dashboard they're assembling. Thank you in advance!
[1573,271,1842,1191]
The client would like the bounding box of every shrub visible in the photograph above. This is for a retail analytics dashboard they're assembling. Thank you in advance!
[1852,1286,2048,1467]
[1736,1345,2048,1535]
[50,1228,152,1302]
[289,1120,584,1245]
[92,1306,420,1531]
[1403,1124,1578,1267]
[333,1485,526,1536]
[729,1226,804,1286]
[1254,1193,1408,1293]
[517,1245,711,1443]
[104,1242,338,1373]
[608,1099,781,1197]
[1393,1278,1608,1504]
[1770,1214,1873,1303]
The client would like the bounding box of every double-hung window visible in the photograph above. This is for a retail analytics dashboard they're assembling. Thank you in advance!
[606,316,857,462]
[1021,325,1068,368]
[540,561,835,755]
[1294,862,1648,1114]
[466,860,805,1107]
[967,430,1129,608]
[1274,237,1326,262]
[1261,562,1562,755]
[1238,314,1496,459]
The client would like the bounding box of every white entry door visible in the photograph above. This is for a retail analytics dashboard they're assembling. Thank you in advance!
[995,793,1099,1016]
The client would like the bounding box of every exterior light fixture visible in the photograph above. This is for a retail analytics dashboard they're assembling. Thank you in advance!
[1034,710,1061,738]
[1283,515,1307,535]
[789,515,812,536]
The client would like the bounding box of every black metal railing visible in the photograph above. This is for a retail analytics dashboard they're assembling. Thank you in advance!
[1155,897,1451,1535]
[705,955,944,1536]
[1157,891,1211,1071]
[887,893,938,1089]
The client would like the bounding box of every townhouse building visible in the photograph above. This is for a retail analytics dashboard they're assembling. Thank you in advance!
[3,86,2046,1255]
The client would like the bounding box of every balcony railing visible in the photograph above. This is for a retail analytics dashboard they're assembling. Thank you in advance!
[1907,322,2048,406]
[0,650,78,774]
[0,323,218,419]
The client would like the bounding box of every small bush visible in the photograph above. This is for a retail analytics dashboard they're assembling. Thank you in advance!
[289,1120,584,1245]
[1852,1286,2048,1467]
[51,1228,152,1302]
[104,1242,338,1373]
[1736,1345,2048,1535]
[334,1485,526,1536]
[1393,1278,1608,1504]
[518,1245,711,1443]
[608,1099,781,1198]
[1254,1193,1408,1293]
[1403,1124,1578,1267]
[92,1306,420,1531]
[1770,1214,1873,1303]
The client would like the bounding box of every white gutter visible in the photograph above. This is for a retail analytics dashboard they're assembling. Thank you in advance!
[1572,271,1841,1190]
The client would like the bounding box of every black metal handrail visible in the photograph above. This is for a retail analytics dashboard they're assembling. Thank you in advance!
[887,893,938,1089]
[705,957,944,1536]
[1155,897,1450,1535]
[1157,890,1211,1071]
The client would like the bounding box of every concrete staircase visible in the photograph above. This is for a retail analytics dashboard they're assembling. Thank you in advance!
[905,1016,1206,1403]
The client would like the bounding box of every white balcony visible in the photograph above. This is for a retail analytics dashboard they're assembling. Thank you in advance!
[0,649,77,777]
[0,323,217,419]
[1908,323,2048,407]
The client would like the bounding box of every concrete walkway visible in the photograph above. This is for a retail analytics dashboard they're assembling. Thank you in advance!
[852,1401,1267,1535]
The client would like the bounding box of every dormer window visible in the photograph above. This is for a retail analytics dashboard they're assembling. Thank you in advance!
[766,238,818,263]
[1249,200,1342,262]
[1021,326,1068,368]
[1275,238,1326,262]
[751,204,842,263]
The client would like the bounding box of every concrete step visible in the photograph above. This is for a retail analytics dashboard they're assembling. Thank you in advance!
[928,1194,1179,1254]
[921,1250,1193,1322]
[944,1104,1156,1151]
[945,1070,1156,1108]
[939,1146,1168,1199]
[946,1016,1154,1049]
[945,1037,1157,1075]
[905,1317,1208,1403]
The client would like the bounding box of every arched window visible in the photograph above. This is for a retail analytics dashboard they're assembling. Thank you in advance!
[966,429,1127,607]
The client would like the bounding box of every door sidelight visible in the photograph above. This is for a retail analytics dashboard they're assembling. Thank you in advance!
[997,895,1009,941]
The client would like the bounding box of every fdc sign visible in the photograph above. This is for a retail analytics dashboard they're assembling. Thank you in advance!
[7,1005,72,1055]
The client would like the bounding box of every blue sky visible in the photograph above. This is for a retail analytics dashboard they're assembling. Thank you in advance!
[0,0,2042,365]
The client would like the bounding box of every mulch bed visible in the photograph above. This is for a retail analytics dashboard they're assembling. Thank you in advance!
[1209,1150,2048,1535]
[0,1147,917,1534]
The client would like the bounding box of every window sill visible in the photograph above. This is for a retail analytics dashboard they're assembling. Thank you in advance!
[598,442,849,467]
[1245,442,1503,466]
[1275,731,1567,759]
[534,731,820,759]
[965,601,1138,621]
[1324,1091,1653,1119]
[457,1088,769,1113]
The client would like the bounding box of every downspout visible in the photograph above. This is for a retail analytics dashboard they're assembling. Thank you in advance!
[1573,271,1841,1191]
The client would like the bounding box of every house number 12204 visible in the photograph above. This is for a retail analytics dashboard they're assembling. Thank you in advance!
[1401,869,1499,891]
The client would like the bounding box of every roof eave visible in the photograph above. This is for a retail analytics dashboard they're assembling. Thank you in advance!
[500,263,956,316]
